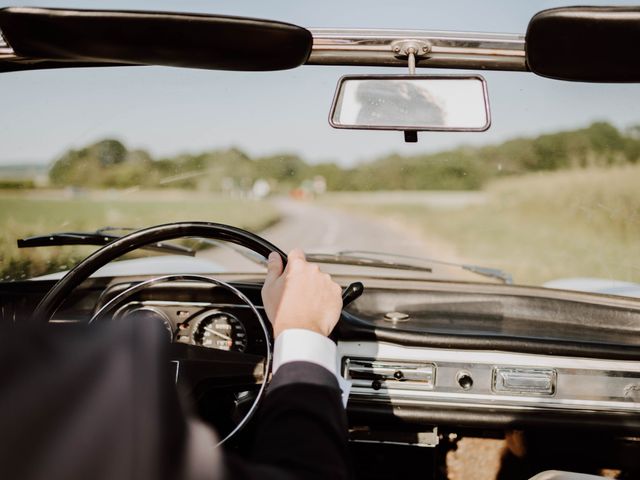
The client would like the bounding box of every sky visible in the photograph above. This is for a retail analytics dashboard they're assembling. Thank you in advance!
[1,0,639,166]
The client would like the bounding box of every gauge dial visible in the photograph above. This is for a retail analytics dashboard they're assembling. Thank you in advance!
[190,311,248,352]
[116,306,174,341]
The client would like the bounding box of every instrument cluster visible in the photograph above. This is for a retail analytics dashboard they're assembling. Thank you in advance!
[114,301,267,354]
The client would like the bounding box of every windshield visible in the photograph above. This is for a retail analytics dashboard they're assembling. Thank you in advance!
[2,1,640,297]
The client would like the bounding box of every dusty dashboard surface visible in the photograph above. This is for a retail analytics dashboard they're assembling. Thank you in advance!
[338,286,640,431]
[3,276,640,431]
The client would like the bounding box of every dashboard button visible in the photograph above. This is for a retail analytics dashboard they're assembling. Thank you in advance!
[493,367,556,395]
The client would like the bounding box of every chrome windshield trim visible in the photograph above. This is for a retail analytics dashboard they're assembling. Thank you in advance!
[0,28,15,58]
[0,47,15,60]
[308,28,526,71]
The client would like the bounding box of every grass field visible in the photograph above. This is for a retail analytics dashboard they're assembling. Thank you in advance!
[0,190,279,280]
[324,165,640,286]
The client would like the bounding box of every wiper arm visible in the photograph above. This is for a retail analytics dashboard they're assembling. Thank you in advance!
[337,250,513,284]
[305,253,433,273]
[17,228,196,257]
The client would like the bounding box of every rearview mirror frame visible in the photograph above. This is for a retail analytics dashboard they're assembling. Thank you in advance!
[329,74,491,133]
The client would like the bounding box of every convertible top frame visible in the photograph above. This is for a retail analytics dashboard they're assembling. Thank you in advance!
[308,29,526,72]
[0,24,527,72]
[1,6,638,81]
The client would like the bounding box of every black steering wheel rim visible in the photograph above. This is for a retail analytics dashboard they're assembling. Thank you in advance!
[34,221,287,322]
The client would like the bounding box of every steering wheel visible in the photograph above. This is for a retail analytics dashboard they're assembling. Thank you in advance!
[32,222,363,445]
[34,222,288,321]
[32,222,288,445]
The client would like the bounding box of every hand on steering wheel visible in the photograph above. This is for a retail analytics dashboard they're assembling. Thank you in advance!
[33,222,363,446]
[262,249,343,339]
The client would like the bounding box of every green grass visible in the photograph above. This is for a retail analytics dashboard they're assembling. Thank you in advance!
[0,190,279,280]
[324,165,640,286]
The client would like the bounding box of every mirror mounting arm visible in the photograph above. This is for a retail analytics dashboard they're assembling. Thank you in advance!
[392,40,432,143]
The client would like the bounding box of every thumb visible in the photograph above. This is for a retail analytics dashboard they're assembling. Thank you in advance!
[264,252,283,284]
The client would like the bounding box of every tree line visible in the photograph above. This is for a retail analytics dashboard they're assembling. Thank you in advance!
[48,121,640,191]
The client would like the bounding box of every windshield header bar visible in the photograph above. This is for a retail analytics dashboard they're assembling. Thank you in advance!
[308,29,527,72]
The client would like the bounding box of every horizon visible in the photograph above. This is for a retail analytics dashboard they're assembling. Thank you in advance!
[1,118,638,169]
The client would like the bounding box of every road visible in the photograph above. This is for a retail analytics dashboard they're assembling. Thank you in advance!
[201,197,476,280]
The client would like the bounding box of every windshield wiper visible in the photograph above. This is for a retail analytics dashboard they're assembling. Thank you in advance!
[196,244,508,282]
[305,253,433,274]
[17,227,196,256]
[336,250,513,284]
[186,242,435,274]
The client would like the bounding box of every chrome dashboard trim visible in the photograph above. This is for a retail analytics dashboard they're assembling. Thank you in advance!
[339,341,640,414]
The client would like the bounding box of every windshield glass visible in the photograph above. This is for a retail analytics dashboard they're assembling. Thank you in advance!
[2,1,640,297]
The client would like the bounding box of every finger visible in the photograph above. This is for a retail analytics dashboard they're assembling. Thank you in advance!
[264,251,283,284]
[287,248,306,262]
[285,248,306,273]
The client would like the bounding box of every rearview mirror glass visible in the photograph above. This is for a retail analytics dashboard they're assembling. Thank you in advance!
[330,75,490,132]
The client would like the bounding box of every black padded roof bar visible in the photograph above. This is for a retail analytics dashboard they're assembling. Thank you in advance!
[0,7,312,72]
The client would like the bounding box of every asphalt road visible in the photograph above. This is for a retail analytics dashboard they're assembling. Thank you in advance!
[201,197,477,280]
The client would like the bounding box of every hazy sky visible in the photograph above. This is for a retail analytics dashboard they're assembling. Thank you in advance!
[1,0,639,166]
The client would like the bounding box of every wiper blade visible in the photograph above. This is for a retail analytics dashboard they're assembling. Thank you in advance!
[305,253,433,273]
[17,228,196,257]
[188,245,433,274]
[336,250,513,284]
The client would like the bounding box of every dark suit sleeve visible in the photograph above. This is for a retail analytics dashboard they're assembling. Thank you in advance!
[0,321,188,480]
[222,362,352,480]
[0,322,350,480]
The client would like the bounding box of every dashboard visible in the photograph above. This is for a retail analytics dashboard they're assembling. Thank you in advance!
[2,274,640,433]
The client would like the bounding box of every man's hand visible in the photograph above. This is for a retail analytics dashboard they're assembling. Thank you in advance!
[261,249,343,338]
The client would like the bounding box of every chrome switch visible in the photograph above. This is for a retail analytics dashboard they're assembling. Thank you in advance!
[344,358,435,388]
[493,367,556,395]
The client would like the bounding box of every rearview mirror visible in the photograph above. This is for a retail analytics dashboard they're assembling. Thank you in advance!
[329,75,490,133]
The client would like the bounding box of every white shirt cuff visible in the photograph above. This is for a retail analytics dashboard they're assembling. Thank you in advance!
[272,328,337,376]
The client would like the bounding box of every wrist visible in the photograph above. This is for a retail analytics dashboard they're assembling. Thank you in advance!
[274,324,325,339]
[272,328,338,375]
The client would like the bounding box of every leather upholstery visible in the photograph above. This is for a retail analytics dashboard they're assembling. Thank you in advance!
[0,7,312,72]
[526,6,640,82]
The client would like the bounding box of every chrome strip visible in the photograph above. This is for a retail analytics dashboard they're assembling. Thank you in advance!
[340,342,640,414]
[350,386,640,413]
[0,48,16,60]
[352,394,640,414]
[129,300,265,311]
[0,28,16,59]
[339,342,640,371]
[308,28,527,71]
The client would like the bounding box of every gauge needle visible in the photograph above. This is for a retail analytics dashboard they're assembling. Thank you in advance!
[204,326,232,341]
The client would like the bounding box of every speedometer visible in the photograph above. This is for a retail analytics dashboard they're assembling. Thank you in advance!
[183,311,248,352]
